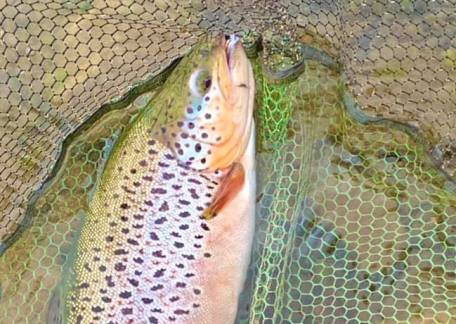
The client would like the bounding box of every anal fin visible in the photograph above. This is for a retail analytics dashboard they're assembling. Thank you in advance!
[203,162,245,220]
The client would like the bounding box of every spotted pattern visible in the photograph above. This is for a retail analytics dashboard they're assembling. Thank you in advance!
[165,84,228,171]
[66,139,221,323]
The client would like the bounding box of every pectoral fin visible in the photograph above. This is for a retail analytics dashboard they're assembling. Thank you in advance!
[203,162,245,220]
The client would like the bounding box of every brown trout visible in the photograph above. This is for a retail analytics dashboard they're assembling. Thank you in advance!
[60,35,255,323]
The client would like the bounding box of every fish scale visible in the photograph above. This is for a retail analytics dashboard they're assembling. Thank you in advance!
[66,137,222,323]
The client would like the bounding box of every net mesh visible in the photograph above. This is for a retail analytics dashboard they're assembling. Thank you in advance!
[1,1,456,323]
[238,58,456,323]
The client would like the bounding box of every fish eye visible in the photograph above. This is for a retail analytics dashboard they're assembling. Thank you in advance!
[189,69,212,97]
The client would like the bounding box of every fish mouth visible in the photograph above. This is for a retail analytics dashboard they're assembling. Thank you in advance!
[224,34,240,72]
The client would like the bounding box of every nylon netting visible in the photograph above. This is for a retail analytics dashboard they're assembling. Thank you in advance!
[0,1,455,323]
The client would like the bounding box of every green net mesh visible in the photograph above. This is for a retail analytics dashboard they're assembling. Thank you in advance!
[0,89,154,322]
[237,58,456,323]
[1,1,456,323]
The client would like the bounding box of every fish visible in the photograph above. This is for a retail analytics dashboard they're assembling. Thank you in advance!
[59,34,256,324]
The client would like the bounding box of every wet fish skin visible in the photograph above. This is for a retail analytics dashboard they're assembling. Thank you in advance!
[62,34,255,324]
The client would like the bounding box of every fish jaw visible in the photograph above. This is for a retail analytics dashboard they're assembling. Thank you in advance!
[187,122,256,324]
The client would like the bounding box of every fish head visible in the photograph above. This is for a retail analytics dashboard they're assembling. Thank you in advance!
[154,34,255,172]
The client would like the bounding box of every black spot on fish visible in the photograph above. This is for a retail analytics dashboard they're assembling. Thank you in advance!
[183,254,195,260]
[194,244,202,248]
[84,263,92,272]
[149,149,159,155]
[176,263,185,269]
[114,249,128,255]
[120,203,130,210]
[172,184,182,190]
[149,316,158,324]
[174,242,184,248]
[189,188,199,199]
[121,228,130,234]
[91,305,104,313]
[127,238,139,246]
[133,224,143,229]
[79,282,89,289]
[133,181,141,187]
[163,172,175,180]
[165,153,175,160]
[142,297,154,304]
[133,214,144,220]
[151,188,167,195]
[120,216,128,222]
[176,282,186,288]
[150,232,159,240]
[169,316,176,322]
[105,276,115,287]
[179,224,189,230]
[143,175,154,181]
[101,296,112,303]
[119,291,132,299]
[128,278,139,287]
[121,185,136,194]
[151,284,164,291]
[152,250,165,258]
[144,200,154,207]
[193,303,200,308]
[139,160,147,167]
[155,217,167,225]
[115,262,126,272]
[178,199,190,205]
[130,168,137,174]
[133,257,143,264]
[99,265,107,272]
[201,223,210,231]
[195,234,204,239]
[147,140,156,146]
[175,309,190,315]
[204,252,212,258]
[170,231,181,238]
[193,288,201,295]
[159,201,169,211]
[158,161,169,167]
[121,308,133,315]
[153,269,166,278]
[179,211,190,218]
[170,296,180,302]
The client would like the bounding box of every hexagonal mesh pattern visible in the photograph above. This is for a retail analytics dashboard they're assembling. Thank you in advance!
[237,58,456,323]
[0,90,154,322]
[1,1,456,323]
